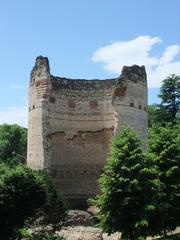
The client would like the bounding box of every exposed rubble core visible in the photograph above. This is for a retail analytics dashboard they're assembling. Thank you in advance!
[27,56,148,207]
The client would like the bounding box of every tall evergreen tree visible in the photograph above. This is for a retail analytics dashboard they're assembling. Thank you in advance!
[149,125,180,234]
[148,104,172,127]
[94,128,157,240]
[159,74,180,121]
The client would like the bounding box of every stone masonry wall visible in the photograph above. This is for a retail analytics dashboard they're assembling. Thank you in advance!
[27,56,148,206]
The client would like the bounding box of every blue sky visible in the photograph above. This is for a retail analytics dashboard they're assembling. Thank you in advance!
[0,0,180,126]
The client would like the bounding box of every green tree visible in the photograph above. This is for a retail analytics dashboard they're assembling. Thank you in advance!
[32,171,68,232]
[0,124,27,166]
[148,125,180,234]
[0,164,46,240]
[0,164,68,239]
[94,128,157,240]
[148,104,171,127]
[159,74,180,121]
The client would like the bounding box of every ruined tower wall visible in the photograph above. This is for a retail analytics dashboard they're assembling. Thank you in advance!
[27,56,148,205]
[46,79,116,201]
[113,75,147,140]
[28,57,51,169]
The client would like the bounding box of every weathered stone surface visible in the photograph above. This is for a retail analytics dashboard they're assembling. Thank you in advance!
[53,210,118,240]
[57,226,103,240]
[64,210,94,226]
[57,226,121,240]
[27,56,148,206]
[30,208,180,240]
[102,232,121,240]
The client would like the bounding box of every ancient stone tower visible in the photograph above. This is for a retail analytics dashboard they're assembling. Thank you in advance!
[27,56,148,206]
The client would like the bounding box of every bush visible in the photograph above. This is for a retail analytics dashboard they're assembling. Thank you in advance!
[32,171,68,231]
[0,163,68,239]
[0,164,46,240]
[20,228,66,239]
[23,233,66,240]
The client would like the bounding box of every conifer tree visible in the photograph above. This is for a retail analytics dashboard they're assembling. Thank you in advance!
[159,74,180,121]
[149,125,180,234]
[94,128,156,240]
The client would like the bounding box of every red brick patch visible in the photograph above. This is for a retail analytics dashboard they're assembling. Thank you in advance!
[68,99,76,109]
[114,86,127,96]
[89,100,98,109]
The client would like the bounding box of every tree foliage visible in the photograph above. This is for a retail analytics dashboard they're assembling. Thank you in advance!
[94,128,157,240]
[94,126,180,239]
[159,74,180,120]
[0,124,68,238]
[20,228,66,240]
[148,74,180,126]
[147,75,180,235]
[0,164,46,240]
[0,124,27,166]
[148,125,180,234]
[31,171,68,231]
[148,104,171,127]
[0,164,68,239]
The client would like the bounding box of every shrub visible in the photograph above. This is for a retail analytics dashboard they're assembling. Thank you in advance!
[0,164,46,240]
[32,171,68,231]
[23,233,66,240]
[0,163,68,239]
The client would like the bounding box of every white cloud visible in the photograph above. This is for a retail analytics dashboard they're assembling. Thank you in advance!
[159,45,180,65]
[0,107,27,127]
[92,36,180,88]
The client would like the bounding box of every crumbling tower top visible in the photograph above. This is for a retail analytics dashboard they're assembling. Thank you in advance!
[30,56,50,84]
